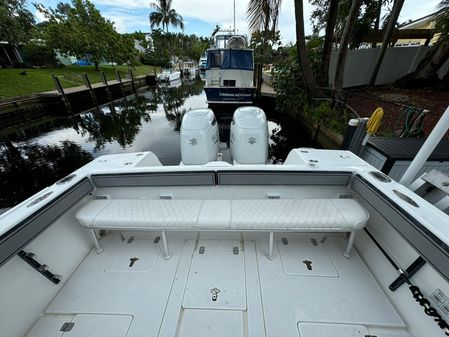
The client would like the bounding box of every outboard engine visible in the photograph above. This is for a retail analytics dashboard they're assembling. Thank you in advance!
[230,106,268,164]
[181,108,219,165]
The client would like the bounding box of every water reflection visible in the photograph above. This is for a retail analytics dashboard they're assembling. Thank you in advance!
[75,93,157,150]
[158,79,206,131]
[0,79,314,208]
[268,125,291,164]
[0,141,93,208]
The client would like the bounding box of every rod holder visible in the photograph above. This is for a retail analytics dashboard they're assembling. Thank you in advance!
[389,256,426,291]
[18,250,62,285]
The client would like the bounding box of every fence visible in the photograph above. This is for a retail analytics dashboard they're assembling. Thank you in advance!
[328,46,449,88]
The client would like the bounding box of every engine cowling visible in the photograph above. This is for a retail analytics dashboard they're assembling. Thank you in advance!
[230,106,268,164]
[181,108,219,165]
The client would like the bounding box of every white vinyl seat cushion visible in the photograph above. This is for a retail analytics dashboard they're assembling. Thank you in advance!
[76,199,203,230]
[230,199,369,231]
[76,198,368,231]
[77,198,369,259]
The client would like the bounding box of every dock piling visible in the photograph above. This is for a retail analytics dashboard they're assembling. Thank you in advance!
[100,71,113,101]
[82,73,98,107]
[128,68,137,93]
[52,74,74,114]
[115,70,126,97]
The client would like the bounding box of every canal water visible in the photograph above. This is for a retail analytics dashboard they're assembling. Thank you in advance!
[0,80,318,208]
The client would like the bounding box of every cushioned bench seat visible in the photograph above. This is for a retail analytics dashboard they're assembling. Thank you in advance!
[76,198,369,259]
[77,199,203,230]
[231,199,368,231]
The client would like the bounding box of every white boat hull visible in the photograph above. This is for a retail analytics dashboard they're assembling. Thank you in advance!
[1,149,449,337]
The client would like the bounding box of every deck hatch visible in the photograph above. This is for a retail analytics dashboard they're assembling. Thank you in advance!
[279,240,338,277]
[26,314,132,337]
[178,309,243,337]
[298,322,369,337]
[104,236,160,272]
[183,240,246,310]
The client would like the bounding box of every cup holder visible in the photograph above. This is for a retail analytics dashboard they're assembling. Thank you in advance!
[369,171,391,183]
[27,192,53,207]
[56,174,77,185]
[393,189,419,207]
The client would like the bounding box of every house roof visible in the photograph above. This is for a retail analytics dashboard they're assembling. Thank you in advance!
[399,10,443,29]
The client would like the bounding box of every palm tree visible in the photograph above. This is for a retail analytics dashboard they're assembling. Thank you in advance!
[247,0,283,48]
[368,0,405,85]
[333,0,362,100]
[149,0,184,33]
[294,0,321,97]
[248,0,283,92]
[318,0,339,87]
[211,25,221,37]
[247,0,283,34]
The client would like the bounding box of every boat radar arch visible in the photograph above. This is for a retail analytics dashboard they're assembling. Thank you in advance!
[230,106,268,164]
[180,108,220,165]
[227,35,247,49]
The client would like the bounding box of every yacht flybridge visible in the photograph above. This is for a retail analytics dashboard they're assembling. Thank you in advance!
[2,108,449,337]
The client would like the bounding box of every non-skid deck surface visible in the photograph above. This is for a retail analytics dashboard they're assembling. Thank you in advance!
[28,233,409,337]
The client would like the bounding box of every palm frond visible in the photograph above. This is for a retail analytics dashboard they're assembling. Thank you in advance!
[247,0,268,33]
[149,11,163,29]
[166,0,173,11]
[270,0,282,31]
[439,0,449,9]
[149,2,161,11]
[247,0,282,34]
[436,0,449,34]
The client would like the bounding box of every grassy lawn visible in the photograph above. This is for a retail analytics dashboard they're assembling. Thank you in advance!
[0,65,158,100]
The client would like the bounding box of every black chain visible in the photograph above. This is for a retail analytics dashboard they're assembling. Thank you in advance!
[409,285,449,336]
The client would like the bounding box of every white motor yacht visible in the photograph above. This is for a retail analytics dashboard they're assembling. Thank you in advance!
[157,68,181,82]
[204,33,256,104]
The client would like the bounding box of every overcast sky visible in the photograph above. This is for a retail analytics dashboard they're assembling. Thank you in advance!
[33,0,442,44]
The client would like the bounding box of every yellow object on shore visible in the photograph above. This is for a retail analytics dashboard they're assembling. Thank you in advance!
[366,107,384,134]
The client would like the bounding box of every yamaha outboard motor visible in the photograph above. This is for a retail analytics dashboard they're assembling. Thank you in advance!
[180,108,219,165]
[230,106,268,164]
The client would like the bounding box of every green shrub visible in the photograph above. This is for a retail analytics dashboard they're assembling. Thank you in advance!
[23,42,58,67]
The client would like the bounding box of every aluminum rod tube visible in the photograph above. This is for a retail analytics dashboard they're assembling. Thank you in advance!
[400,105,449,186]
[161,230,171,260]
[90,229,103,254]
[268,232,274,260]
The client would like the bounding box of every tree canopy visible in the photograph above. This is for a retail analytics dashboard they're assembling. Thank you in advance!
[142,29,210,67]
[0,0,35,44]
[35,0,137,69]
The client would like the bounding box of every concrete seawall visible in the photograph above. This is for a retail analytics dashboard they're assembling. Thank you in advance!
[0,74,156,128]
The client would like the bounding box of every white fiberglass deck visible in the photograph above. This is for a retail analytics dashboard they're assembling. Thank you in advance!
[27,232,410,337]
